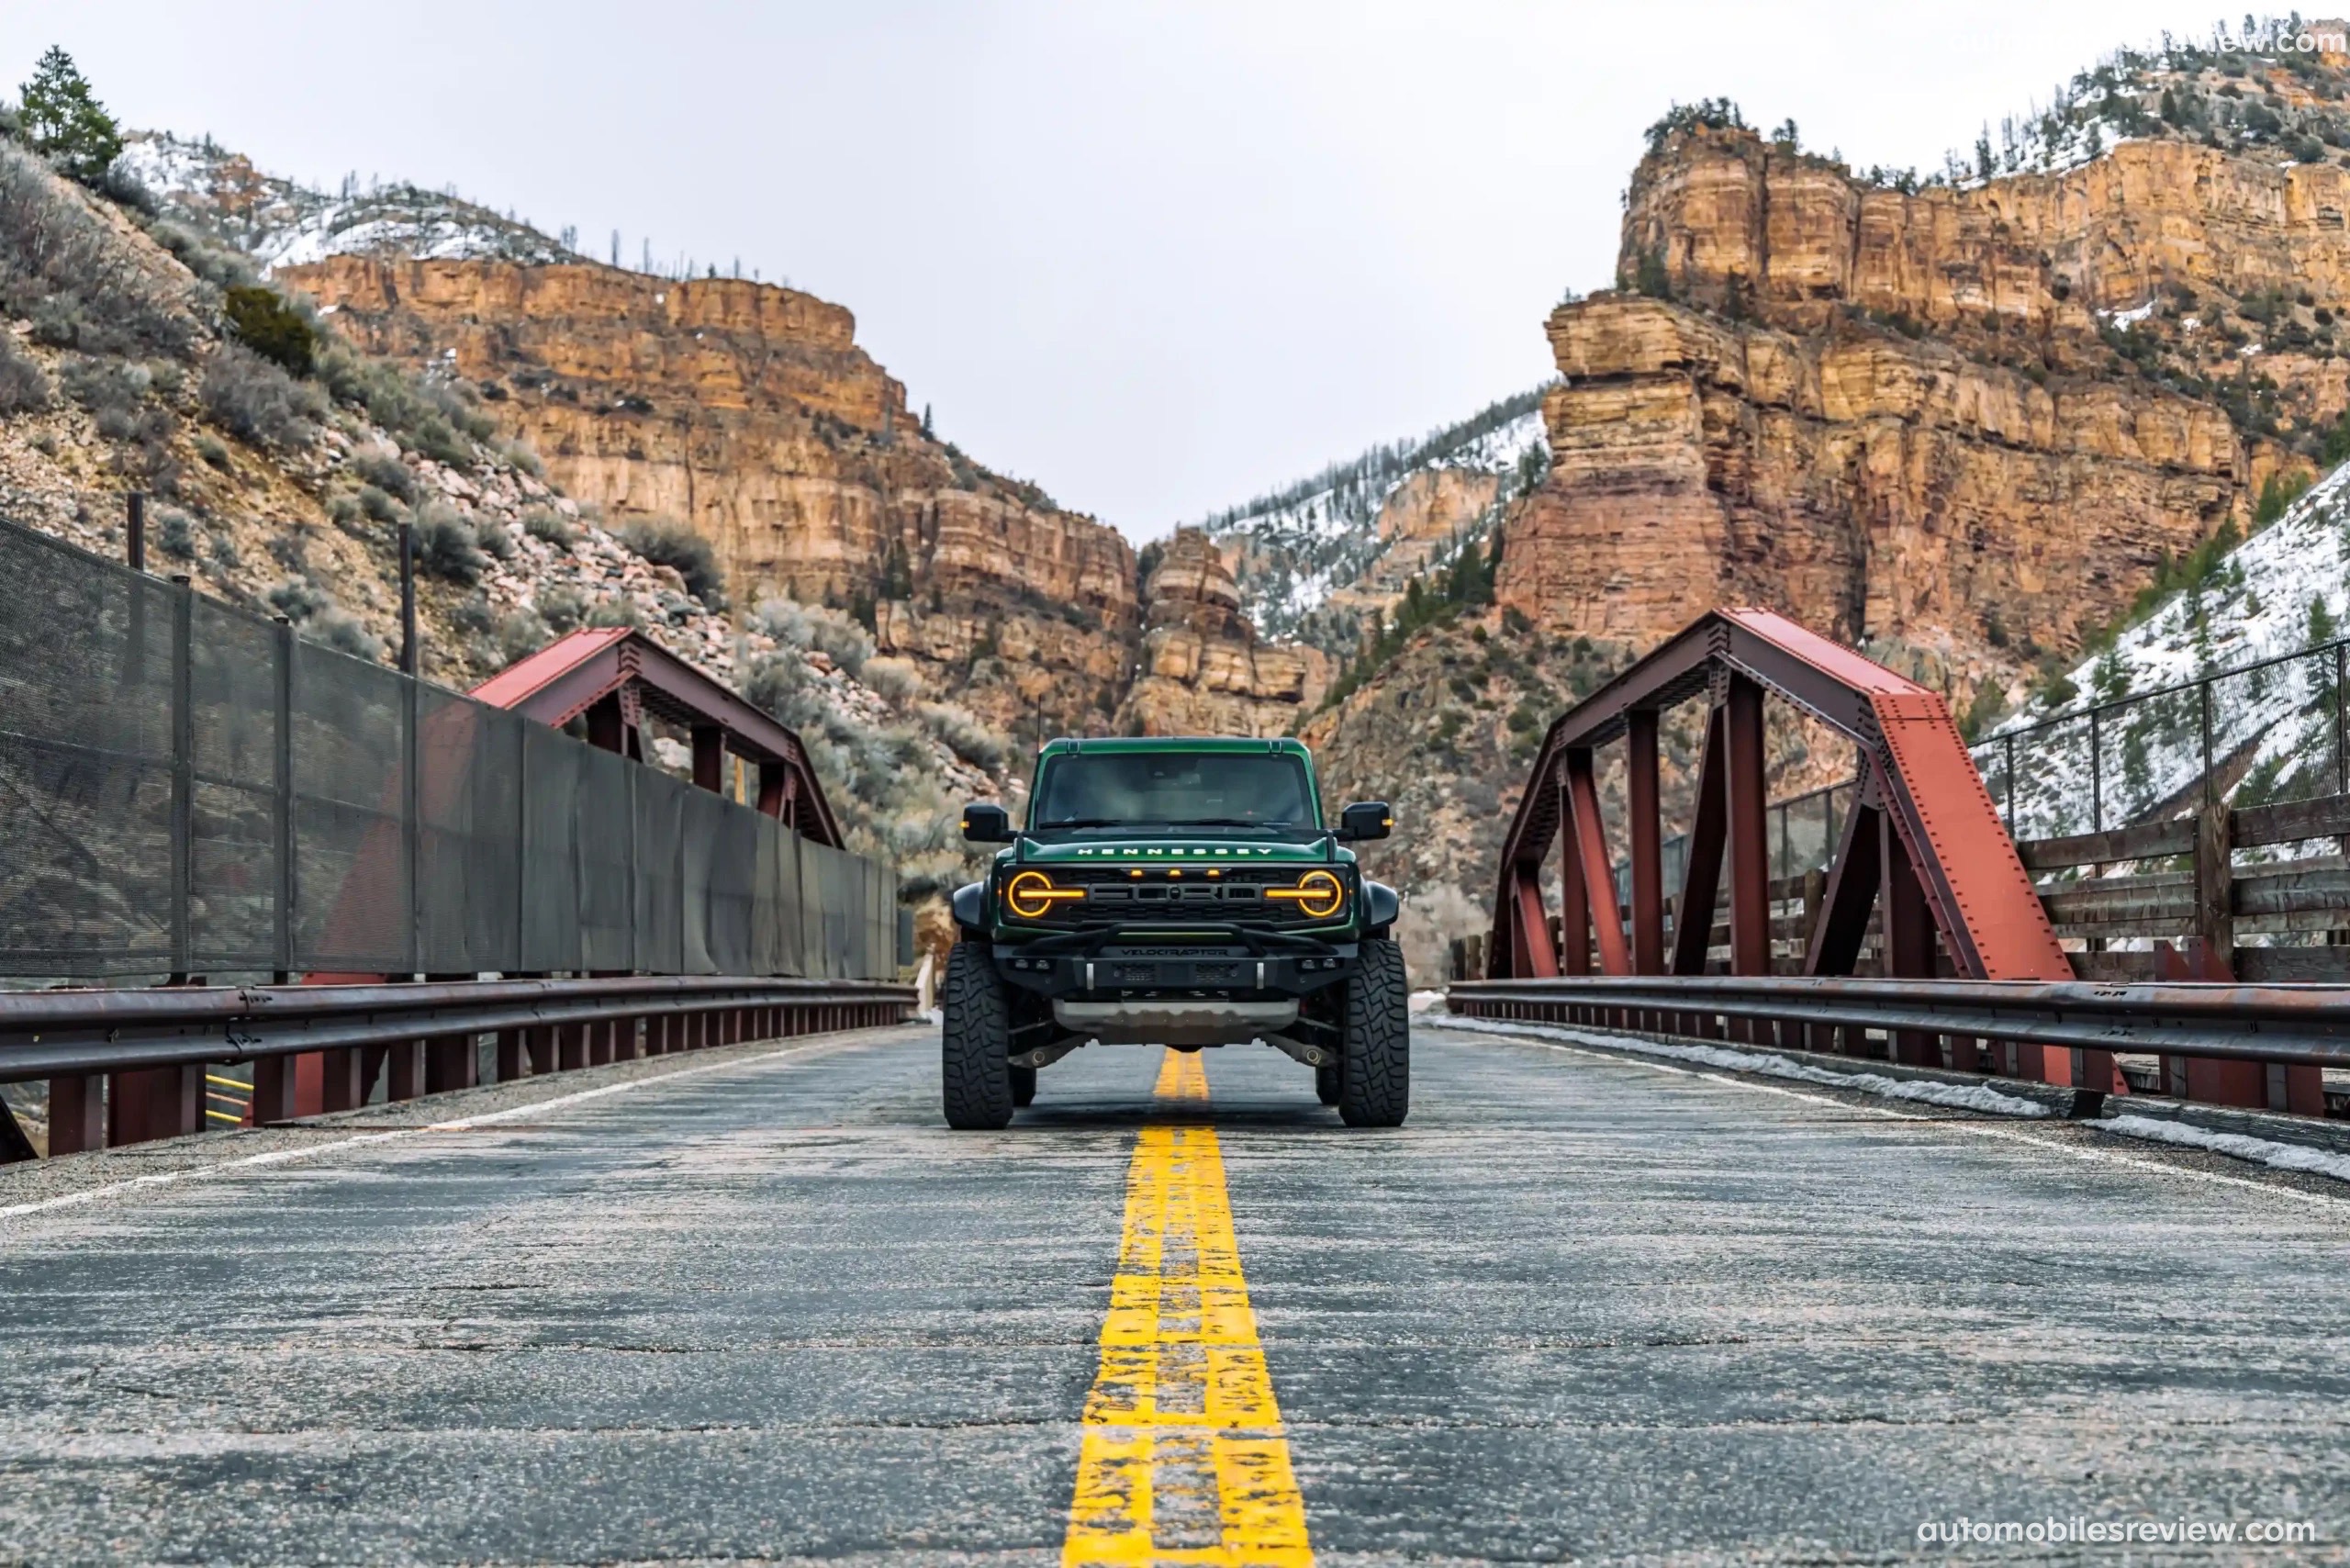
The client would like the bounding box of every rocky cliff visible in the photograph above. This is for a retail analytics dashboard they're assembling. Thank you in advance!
[1116,527,1327,736]
[1301,34,2350,973]
[130,132,1324,749]
[1204,391,1548,659]
[273,253,1142,737]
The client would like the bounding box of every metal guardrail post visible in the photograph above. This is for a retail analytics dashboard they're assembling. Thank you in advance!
[2089,708,2102,834]
[404,650,420,979]
[2199,680,2214,810]
[2004,734,2016,834]
[273,616,295,980]
[168,574,194,980]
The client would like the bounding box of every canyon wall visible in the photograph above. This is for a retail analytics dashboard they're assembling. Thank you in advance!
[281,255,1147,734]
[1117,528,1328,736]
[1495,126,2329,697]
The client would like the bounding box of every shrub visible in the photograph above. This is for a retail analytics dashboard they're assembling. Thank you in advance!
[495,610,553,663]
[585,595,643,628]
[349,449,416,502]
[194,433,230,471]
[58,353,145,415]
[267,577,330,622]
[475,519,516,561]
[535,585,588,633]
[324,492,361,528]
[223,285,315,376]
[356,485,400,524]
[199,342,324,450]
[618,516,726,606]
[498,437,543,477]
[410,502,485,583]
[313,342,472,465]
[449,592,495,636]
[918,701,1009,771]
[155,508,196,559]
[0,333,50,412]
[755,597,872,677]
[520,506,575,548]
[0,144,189,357]
[310,608,384,662]
[861,655,921,705]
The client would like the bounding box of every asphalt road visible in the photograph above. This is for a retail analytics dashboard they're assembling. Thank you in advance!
[2,1016,2346,1564]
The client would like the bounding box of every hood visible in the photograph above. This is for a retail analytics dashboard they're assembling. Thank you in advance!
[1013,837,1349,867]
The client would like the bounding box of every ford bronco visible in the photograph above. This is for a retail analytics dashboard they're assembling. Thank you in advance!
[942,736,1406,1129]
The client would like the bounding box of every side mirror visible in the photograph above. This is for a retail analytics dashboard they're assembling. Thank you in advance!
[1337,801,1393,842]
[960,802,1015,844]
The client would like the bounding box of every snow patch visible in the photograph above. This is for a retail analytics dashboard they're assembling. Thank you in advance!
[1438,1015,2054,1117]
[1980,458,2350,845]
[2102,1114,2350,1183]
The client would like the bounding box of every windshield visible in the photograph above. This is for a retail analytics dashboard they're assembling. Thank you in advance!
[1031,752,1316,831]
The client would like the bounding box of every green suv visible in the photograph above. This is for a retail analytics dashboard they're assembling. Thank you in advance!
[944,736,1407,1129]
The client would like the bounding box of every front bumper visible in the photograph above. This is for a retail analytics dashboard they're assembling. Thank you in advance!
[995,924,1358,1023]
[1052,996,1299,1046]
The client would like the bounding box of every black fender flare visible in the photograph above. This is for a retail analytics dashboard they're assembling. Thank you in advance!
[1364,879,1400,935]
[951,879,987,933]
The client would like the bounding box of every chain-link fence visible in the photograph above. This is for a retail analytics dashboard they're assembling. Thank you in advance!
[1975,640,2349,842]
[0,516,897,981]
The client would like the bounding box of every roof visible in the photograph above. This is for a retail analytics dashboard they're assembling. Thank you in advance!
[469,627,845,848]
[1035,737,1312,756]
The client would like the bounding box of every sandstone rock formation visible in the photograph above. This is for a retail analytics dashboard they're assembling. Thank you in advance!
[1501,293,2244,693]
[277,255,1141,736]
[1117,528,1326,736]
[1495,122,2345,704]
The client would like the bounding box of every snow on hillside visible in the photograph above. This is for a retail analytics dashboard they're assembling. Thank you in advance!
[1203,389,1550,647]
[1981,461,2350,847]
[118,132,579,272]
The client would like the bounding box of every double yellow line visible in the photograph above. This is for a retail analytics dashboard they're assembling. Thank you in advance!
[1062,1050,1315,1566]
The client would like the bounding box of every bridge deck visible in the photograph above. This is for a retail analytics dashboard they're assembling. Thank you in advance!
[1,1022,2344,1561]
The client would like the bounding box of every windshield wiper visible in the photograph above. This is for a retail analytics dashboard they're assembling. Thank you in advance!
[1036,818,1125,829]
[1169,818,1289,829]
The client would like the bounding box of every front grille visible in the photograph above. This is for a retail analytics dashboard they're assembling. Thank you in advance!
[1007,866,1341,927]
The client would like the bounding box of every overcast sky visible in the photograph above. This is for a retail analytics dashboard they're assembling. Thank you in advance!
[10,2,2230,538]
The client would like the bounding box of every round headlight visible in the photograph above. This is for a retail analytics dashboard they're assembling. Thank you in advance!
[1270,868,1345,919]
[1005,869,1083,919]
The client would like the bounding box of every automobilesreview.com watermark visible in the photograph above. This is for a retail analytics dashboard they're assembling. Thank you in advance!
[2227,23,2347,55]
[1916,1516,2316,1547]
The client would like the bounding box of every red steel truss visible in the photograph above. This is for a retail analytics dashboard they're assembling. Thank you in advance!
[1486,608,2082,1082]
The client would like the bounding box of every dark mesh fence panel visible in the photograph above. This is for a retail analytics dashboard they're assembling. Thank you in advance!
[187,598,281,972]
[676,784,720,975]
[291,642,411,973]
[5,516,896,982]
[417,689,522,974]
[698,792,760,976]
[519,723,583,973]
[575,744,635,972]
[633,769,687,975]
[0,523,176,975]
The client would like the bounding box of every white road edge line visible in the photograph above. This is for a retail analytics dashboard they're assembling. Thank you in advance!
[1431,1017,2350,1210]
[0,1030,888,1222]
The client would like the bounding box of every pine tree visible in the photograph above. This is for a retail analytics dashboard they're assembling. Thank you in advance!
[18,46,121,185]
[921,403,934,439]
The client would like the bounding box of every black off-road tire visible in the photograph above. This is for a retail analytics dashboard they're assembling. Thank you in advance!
[1315,1061,1341,1105]
[1011,1065,1037,1106]
[942,942,1015,1129]
[1337,937,1409,1127]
